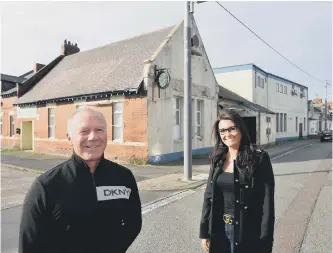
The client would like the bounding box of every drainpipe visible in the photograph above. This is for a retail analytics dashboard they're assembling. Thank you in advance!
[258,111,261,146]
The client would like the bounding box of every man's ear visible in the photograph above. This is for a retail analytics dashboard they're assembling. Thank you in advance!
[67,133,73,147]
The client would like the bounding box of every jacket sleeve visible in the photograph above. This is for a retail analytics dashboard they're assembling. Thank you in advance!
[122,170,142,252]
[199,163,214,239]
[19,178,48,253]
[259,151,275,253]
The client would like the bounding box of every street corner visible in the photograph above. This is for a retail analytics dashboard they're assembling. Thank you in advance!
[1,165,38,210]
[137,173,209,191]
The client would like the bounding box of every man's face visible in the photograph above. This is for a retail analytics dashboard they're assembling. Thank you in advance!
[67,111,107,162]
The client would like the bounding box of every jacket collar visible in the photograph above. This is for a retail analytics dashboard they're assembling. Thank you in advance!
[71,151,105,173]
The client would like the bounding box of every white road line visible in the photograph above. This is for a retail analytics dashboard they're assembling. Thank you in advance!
[271,144,312,160]
[141,189,195,215]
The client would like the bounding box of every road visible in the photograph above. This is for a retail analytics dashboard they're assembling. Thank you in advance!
[127,141,332,253]
[1,140,332,253]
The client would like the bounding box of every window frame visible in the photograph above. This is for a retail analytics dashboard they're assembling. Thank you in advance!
[112,102,123,142]
[48,108,55,139]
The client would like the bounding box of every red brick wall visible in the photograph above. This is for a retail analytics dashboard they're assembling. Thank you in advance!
[123,96,148,142]
[2,96,148,162]
[1,96,20,148]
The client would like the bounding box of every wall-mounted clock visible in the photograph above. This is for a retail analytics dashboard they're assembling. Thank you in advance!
[155,69,170,89]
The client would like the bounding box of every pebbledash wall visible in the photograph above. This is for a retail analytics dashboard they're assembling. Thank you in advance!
[144,19,218,164]
[2,95,148,162]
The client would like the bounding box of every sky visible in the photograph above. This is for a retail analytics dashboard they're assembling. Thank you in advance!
[0,1,332,100]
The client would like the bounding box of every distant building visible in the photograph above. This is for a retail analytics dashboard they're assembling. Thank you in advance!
[308,100,322,135]
[1,65,42,148]
[214,63,308,144]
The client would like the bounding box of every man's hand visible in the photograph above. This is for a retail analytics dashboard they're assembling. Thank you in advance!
[201,239,210,252]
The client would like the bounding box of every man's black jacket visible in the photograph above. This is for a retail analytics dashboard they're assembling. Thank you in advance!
[19,152,142,253]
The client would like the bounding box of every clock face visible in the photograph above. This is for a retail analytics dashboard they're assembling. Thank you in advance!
[158,72,170,89]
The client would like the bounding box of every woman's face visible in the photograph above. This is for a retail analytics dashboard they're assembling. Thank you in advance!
[218,119,242,149]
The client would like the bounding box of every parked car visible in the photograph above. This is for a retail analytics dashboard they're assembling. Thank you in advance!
[320,130,332,142]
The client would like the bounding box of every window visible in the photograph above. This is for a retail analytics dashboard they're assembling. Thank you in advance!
[112,103,123,141]
[284,86,287,94]
[279,84,283,93]
[257,76,260,87]
[48,108,55,138]
[276,114,279,133]
[284,113,287,131]
[173,97,182,140]
[304,117,306,130]
[257,76,264,88]
[280,113,283,132]
[276,83,279,92]
[196,100,204,137]
[0,115,2,135]
[296,117,298,131]
[10,115,14,137]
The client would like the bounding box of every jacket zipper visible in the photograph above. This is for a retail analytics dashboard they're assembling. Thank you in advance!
[91,172,98,202]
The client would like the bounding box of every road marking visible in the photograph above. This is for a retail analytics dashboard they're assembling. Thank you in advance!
[141,189,195,215]
[271,144,312,160]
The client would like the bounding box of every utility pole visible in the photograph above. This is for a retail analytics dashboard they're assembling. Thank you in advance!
[325,80,328,130]
[184,1,192,181]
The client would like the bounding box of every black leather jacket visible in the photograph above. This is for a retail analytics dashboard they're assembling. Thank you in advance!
[199,149,275,253]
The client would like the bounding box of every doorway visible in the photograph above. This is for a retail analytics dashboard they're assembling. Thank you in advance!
[21,121,33,150]
[299,123,303,138]
[242,117,257,144]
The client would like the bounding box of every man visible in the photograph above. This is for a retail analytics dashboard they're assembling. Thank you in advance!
[19,107,142,253]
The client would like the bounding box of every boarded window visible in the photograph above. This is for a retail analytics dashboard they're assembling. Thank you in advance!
[48,108,55,138]
[112,103,123,141]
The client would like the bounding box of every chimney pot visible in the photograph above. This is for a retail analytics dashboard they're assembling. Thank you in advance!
[61,39,80,56]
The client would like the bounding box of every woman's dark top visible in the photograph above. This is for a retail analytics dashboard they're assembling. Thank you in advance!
[216,172,234,216]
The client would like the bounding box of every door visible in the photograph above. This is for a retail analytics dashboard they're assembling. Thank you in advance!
[299,123,303,138]
[22,121,33,150]
[242,117,257,144]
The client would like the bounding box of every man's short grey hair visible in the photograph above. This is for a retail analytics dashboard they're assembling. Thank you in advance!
[67,106,107,137]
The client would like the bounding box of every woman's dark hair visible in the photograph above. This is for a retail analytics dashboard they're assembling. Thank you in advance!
[210,110,258,177]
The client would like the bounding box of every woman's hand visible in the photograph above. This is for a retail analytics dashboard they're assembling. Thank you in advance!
[201,239,210,252]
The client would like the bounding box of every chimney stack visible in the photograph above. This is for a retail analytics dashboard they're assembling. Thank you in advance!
[61,39,80,56]
[33,63,45,73]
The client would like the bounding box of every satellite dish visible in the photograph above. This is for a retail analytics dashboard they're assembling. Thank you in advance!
[191,35,199,48]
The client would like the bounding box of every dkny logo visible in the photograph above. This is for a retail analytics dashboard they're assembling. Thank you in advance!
[96,186,131,201]
[103,188,131,197]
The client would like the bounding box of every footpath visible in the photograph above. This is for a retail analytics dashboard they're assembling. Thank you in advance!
[1,139,316,191]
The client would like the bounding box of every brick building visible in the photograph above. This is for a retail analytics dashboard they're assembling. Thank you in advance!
[2,17,218,164]
[1,67,41,148]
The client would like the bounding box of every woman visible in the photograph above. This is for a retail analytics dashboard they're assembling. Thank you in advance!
[199,111,275,253]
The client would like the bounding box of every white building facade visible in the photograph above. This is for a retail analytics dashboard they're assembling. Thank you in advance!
[144,18,218,163]
[215,64,308,143]
[308,100,322,135]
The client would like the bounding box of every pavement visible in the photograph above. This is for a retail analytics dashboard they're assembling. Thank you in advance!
[1,138,317,191]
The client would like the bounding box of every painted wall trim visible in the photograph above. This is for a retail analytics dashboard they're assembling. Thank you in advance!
[149,147,212,164]
[275,136,299,142]
[214,63,308,89]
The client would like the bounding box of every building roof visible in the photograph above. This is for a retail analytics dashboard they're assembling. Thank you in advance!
[214,63,308,89]
[314,107,321,113]
[1,87,17,96]
[1,74,26,84]
[16,25,175,105]
[218,85,275,114]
